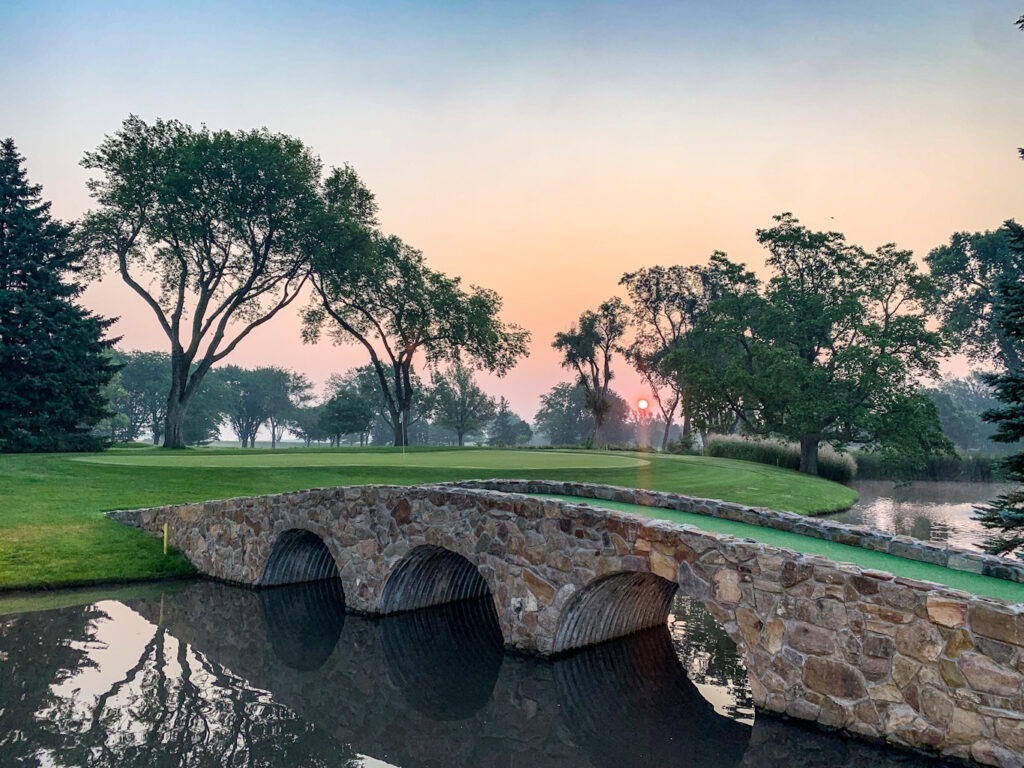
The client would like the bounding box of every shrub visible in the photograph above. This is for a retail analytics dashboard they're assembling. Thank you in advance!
[852,451,1004,482]
[703,435,856,483]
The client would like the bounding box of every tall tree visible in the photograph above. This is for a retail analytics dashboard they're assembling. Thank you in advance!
[113,350,171,443]
[975,214,1024,554]
[81,116,322,448]
[425,364,496,447]
[219,366,306,448]
[0,139,117,452]
[672,214,948,474]
[487,397,533,447]
[620,263,726,449]
[926,226,1023,373]
[305,170,529,446]
[552,298,627,446]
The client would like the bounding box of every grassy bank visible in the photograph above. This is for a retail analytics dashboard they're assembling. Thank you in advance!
[0,446,857,591]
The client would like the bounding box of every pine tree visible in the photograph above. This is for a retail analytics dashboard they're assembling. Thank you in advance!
[0,138,117,452]
[976,220,1024,556]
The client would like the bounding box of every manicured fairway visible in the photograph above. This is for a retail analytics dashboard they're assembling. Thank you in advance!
[1,446,857,590]
[540,495,1024,603]
[75,449,649,470]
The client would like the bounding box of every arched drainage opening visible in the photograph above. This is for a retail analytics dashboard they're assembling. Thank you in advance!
[553,571,677,654]
[553,626,751,768]
[380,545,491,614]
[260,578,346,672]
[383,596,503,720]
[259,529,339,586]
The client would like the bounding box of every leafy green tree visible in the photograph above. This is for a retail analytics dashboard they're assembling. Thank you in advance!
[321,388,376,446]
[672,214,948,474]
[533,382,632,446]
[112,350,171,443]
[218,366,307,447]
[976,219,1024,556]
[0,138,117,452]
[291,404,329,446]
[82,116,322,448]
[552,298,627,446]
[923,374,1007,453]
[926,226,1023,373]
[305,171,529,446]
[487,397,532,447]
[425,364,496,447]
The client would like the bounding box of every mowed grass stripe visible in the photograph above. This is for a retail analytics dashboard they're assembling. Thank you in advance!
[538,494,1024,603]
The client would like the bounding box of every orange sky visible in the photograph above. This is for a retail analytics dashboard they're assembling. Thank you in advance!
[6,1,1024,420]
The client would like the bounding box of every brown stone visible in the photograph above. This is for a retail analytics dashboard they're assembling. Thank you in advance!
[390,498,412,525]
[650,548,677,581]
[971,740,1024,768]
[780,560,814,587]
[958,652,1024,697]
[948,707,990,745]
[945,628,975,658]
[927,594,969,628]
[895,620,943,663]
[735,607,762,648]
[996,719,1024,752]
[892,654,921,688]
[941,658,969,688]
[521,570,556,603]
[714,569,742,603]
[789,621,834,656]
[764,618,784,654]
[972,604,1024,646]
[863,633,895,659]
[804,657,868,701]
[920,685,954,727]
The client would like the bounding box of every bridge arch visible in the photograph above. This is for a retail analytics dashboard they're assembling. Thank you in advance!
[380,544,493,614]
[553,571,678,654]
[260,528,339,586]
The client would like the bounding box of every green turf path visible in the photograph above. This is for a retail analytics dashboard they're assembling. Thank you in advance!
[539,494,1024,603]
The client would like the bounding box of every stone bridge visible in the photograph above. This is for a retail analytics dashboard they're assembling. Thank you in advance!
[112,481,1024,766]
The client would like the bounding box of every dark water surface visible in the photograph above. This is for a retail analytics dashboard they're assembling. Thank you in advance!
[1,580,936,767]
[831,481,1014,552]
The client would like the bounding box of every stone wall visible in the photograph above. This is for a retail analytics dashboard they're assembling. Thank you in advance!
[448,479,1024,584]
[111,483,1024,766]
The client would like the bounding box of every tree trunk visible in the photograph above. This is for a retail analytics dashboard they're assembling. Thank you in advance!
[660,420,672,451]
[457,431,465,447]
[799,436,820,475]
[163,393,187,449]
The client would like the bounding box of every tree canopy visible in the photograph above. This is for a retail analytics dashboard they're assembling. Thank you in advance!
[0,138,117,452]
[82,116,323,447]
[668,214,949,474]
[975,218,1024,556]
[552,298,627,446]
[425,364,496,447]
[926,226,1024,373]
[305,168,529,446]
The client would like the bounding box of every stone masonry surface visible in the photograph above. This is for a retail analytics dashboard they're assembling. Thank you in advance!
[109,481,1024,767]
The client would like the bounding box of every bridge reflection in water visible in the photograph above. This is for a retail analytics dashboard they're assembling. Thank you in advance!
[0,581,940,768]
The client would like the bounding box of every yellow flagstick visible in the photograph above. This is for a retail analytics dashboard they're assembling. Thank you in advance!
[163,522,168,555]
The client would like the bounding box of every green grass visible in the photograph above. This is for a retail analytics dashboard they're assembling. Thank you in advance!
[540,495,1024,604]
[0,446,857,590]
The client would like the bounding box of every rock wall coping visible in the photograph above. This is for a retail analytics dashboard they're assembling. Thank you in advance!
[444,480,1024,586]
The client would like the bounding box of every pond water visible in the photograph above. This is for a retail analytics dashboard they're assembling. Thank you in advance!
[829,481,1013,552]
[0,580,936,767]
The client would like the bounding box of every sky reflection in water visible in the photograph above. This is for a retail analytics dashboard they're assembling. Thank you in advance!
[1,581,937,767]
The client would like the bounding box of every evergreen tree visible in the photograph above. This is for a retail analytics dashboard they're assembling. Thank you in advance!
[0,139,116,452]
[488,397,532,447]
[975,219,1024,556]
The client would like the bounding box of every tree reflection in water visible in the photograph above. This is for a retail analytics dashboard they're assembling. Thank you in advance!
[668,593,756,723]
[0,599,357,767]
[0,582,945,768]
